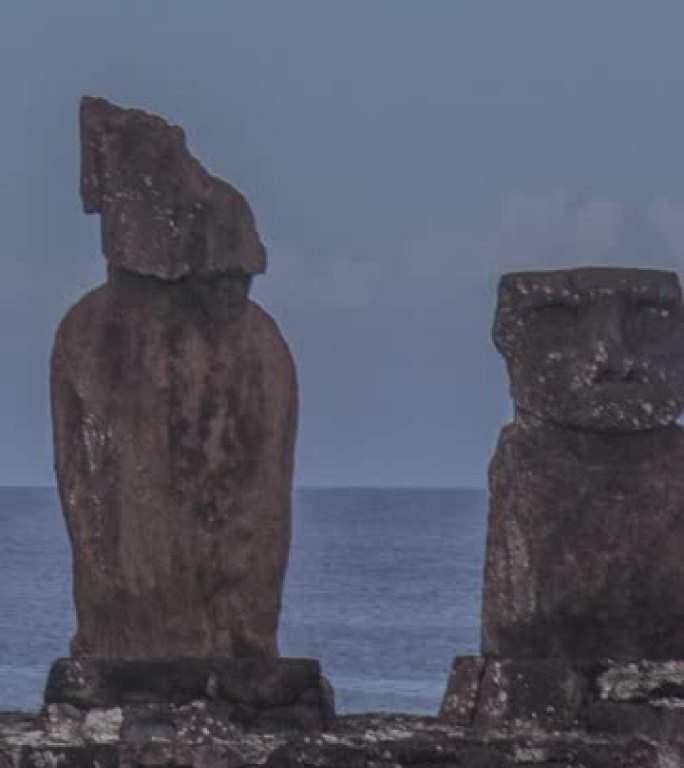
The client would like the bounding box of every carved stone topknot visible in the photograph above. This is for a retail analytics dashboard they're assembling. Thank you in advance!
[80,95,266,280]
[493,267,684,431]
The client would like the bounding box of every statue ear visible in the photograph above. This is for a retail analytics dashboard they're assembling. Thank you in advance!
[79,96,105,214]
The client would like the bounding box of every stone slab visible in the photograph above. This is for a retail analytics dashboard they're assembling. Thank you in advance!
[440,655,684,738]
[44,657,334,731]
[596,659,684,703]
[438,655,484,726]
[440,656,587,731]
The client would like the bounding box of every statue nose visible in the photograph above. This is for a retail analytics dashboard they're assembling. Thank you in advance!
[598,338,634,379]
[589,302,633,379]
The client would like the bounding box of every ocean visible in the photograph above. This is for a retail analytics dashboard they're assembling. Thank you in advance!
[0,487,486,715]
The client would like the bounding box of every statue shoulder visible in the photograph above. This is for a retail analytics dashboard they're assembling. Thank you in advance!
[53,284,108,345]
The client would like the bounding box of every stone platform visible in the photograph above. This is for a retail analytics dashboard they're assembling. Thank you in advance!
[440,656,684,747]
[44,657,335,733]
[0,657,678,766]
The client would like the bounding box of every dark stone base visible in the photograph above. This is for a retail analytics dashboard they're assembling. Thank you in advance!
[1,745,119,768]
[44,657,335,732]
[440,655,684,744]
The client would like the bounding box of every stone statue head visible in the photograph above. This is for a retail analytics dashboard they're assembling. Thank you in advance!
[493,267,684,431]
[80,96,266,281]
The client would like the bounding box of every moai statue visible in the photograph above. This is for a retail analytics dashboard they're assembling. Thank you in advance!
[441,267,684,733]
[46,97,332,728]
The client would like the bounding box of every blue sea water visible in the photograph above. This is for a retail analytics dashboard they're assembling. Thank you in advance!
[0,487,486,714]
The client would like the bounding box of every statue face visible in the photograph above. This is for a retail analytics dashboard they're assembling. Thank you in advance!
[493,268,684,431]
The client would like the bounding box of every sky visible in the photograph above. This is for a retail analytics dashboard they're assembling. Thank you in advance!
[2,2,684,487]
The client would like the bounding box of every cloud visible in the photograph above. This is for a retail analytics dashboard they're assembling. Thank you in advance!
[256,191,684,316]
[255,243,384,312]
[482,191,622,269]
[385,192,626,309]
[575,198,621,258]
[646,199,684,263]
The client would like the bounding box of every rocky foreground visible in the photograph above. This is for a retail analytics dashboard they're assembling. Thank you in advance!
[1,707,681,768]
[0,655,680,766]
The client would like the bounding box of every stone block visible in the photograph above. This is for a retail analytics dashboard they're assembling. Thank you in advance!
[439,656,485,725]
[44,657,334,732]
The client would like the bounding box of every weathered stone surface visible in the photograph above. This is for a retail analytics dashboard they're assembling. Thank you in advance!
[442,268,684,752]
[439,656,485,726]
[482,421,684,659]
[194,744,243,768]
[45,658,327,715]
[80,96,266,280]
[441,657,588,731]
[52,270,297,658]
[587,701,683,741]
[0,711,672,768]
[441,656,684,751]
[493,267,684,431]
[263,716,662,768]
[482,267,684,659]
[41,659,335,734]
[597,660,684,703]
[14,746,119,768]
[474,658,587,731]
[51,98,298,661]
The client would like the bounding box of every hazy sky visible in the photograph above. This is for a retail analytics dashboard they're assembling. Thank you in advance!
[2,2,684,487]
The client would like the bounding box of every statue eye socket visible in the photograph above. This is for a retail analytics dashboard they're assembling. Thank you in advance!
[639,305,670,318]
[630,303,673,326]
[624,302,678,347]
[520,301,580,345]
[533,302,579,322]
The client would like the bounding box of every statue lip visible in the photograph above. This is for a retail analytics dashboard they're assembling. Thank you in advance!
[590,376,647,389]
